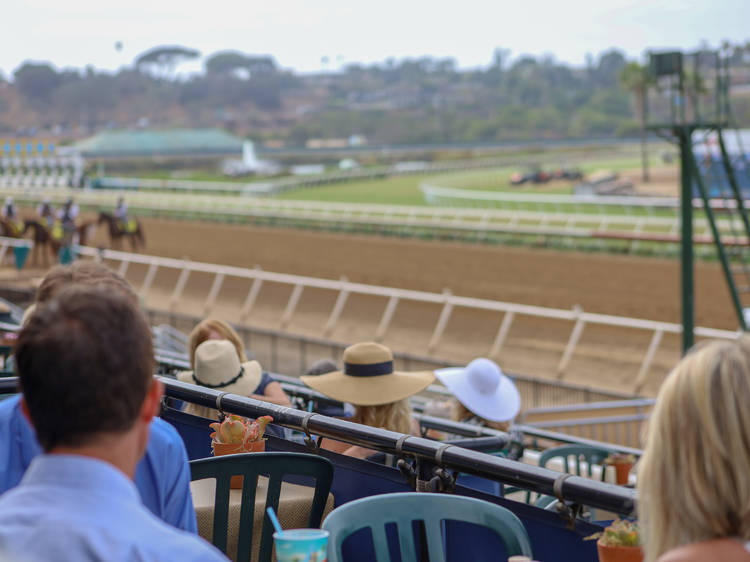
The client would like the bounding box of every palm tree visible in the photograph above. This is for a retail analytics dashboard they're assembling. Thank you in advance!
[620,62,653,182]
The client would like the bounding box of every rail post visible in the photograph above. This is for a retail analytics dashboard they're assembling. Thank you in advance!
[139,260,159,300]
[324,276,350,337]
[280,284,304,330]
[557,305,585,379]
[117,257,130,278]
[239,267,263,322]
[203,272,225,316]
[427,289,454,353]
[375,295,399,342]
[633,328,664,395]
[169,260,192,311]
[489,311,515,359]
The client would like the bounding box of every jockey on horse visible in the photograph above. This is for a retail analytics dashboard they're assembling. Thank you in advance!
[1,197,23,236]
[36,197,55,229]
[56,197,79,246]
[114,197,136,233]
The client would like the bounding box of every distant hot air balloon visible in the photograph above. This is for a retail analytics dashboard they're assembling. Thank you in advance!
[115,41,123,52]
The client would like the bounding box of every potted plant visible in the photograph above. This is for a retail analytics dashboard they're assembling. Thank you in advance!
[586,519,643,562]
[209,415,274,488]
[605,453,636,485]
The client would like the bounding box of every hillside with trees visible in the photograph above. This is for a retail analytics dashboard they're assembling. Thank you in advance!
[1,44,750,146]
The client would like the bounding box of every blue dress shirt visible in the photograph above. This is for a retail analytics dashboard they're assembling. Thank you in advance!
[0,454,226,561]
[0,395,197,533]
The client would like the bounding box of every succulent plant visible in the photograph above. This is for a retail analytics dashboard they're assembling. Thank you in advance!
[585,519,641,547]
[605,453,637,465]
[210,415,274,450]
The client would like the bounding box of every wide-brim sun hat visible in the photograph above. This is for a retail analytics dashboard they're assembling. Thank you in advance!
[177,339,262,396]
[435,358,520,422]
[300,342,434,406]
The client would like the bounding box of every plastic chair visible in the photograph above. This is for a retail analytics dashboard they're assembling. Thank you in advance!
[538,445,612,481]
[533,445,612,514]
[190,452,334,562]
[322,492,533,562]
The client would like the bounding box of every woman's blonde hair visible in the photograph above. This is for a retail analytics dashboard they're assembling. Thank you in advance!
[452,400,510,432]
[188,318,247,369]
[353,399,412,435]
[638,337,750,562]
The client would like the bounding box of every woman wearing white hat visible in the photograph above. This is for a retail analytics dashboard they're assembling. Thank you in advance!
[301,341,434,459]
[178,339,289,418]
[435,358,521,432]
[187,318,290,408]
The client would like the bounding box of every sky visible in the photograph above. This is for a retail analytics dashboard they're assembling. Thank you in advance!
[2,0,749,77]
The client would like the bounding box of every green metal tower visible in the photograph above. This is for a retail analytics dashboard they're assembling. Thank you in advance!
[646,50,748,352]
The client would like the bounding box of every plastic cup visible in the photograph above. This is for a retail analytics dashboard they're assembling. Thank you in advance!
[273,529,329,562]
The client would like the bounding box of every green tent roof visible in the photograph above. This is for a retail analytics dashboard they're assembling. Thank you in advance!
[73,128,243,158]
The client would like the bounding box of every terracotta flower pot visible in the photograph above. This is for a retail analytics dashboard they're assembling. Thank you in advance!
[212,439,266,489]
[612,462,634,486]
[597,542,643,562]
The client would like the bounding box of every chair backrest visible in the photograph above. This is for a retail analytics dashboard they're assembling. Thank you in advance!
[538,445,612,481]
[190,452,334,562]
[322,492,533,562]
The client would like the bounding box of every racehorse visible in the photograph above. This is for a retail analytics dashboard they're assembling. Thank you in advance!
[76,219,97,247]
[22,220,61,267]
[24,219,97,267]
[0,217,24,239]
[98,212,145,251]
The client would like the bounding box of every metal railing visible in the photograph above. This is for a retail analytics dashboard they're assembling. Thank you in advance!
[0,374,637,514]
[161,377,637,514]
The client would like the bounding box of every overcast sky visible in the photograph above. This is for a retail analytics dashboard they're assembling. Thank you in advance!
[2,0,748,77]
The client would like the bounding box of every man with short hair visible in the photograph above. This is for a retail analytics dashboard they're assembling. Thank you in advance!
[0,261,198,533]
[0,287,226,561]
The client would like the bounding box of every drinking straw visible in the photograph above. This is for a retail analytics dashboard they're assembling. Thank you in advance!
[266,507,284,536]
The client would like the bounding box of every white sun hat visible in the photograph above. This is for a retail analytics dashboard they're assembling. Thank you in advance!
[177,339,262,396]
[435,358,520,422]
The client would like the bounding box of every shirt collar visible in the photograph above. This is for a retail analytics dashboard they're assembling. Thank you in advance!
[22,454,141,504]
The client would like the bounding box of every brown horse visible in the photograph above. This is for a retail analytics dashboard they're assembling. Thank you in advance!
[76,219,97,247]
[0,217,26,239]
[98,212,145,251]
[22,220,61,267]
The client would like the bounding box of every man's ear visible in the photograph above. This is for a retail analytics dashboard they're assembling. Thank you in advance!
[140,378,164,423]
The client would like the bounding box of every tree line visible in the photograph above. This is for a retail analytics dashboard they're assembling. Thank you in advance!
[1,44,749,146]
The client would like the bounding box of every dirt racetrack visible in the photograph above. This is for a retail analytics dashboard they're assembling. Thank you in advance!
[81,215,735,396]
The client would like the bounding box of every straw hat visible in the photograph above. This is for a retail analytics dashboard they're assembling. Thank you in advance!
[177,339,262,396]
[435,358,520,422]
[300,342,434,406]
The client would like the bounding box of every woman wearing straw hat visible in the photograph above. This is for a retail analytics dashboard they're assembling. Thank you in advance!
[301,342,434,459]
[187,319,290,408]
[178,339,290,418]
[435,358,521,432]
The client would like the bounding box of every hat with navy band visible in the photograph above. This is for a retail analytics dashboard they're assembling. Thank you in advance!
[300,342,434,406]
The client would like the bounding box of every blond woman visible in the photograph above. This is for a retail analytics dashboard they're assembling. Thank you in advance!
[638,337,750,562]
[186,318,290,407]
[300,342,433,459]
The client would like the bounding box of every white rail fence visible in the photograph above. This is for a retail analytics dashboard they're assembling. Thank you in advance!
[49,243,739,395]
[0,186,744,243]
[420,183,750,213]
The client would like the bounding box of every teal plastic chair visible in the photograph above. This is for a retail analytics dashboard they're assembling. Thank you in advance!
[533,445,612,513]
[538,445,612,480]
[190,452,334,562]
[322,492,533,562]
